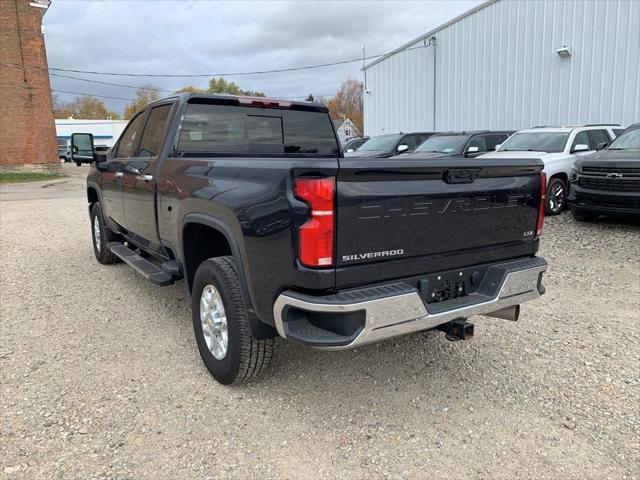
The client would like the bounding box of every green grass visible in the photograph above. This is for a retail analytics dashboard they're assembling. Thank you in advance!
[0,172,65,184]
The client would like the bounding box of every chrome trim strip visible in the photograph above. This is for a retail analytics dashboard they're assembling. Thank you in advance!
[273,260,546,350]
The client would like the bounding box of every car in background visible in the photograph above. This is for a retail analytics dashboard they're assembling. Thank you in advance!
[344,132,437,158]
[568,123,640,221]
[395,131,513,159]
[342,136,369,153]
[480,124,622,215]
[58,141,71,162]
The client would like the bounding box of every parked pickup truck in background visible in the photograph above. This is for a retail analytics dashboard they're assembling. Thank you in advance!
[72,93,548,384]
[569,123,640,221]
[480,124,622,215]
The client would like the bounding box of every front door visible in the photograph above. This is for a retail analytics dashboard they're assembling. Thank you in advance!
[121,103,174,256]
[101,111,147,229]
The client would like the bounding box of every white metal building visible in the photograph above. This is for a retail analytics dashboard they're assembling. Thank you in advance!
[363,0,640,136]
[55,119,128,149]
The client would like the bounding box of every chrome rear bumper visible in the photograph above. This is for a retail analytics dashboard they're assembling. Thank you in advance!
[273,257,547,349]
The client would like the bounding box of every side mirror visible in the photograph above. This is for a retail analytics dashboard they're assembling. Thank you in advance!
[465,145,480,157]
[70,133,97,163]
[494,143,502,151]
[396,144,409,153]
[572,144,590,153]
[596,141,608,150]
[346,148,354,153]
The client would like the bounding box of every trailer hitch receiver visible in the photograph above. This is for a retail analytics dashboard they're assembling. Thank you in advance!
[438,318,474,341]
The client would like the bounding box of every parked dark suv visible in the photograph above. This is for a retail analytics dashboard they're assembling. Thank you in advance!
[344,132,438,158]
[397,131,513,159]
[568,123,640,221]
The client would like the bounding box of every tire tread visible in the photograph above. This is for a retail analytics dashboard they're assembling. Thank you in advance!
[204,256,274,383]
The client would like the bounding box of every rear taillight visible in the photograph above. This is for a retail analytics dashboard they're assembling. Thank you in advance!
[294,177,335,267]
[536,172,547,237]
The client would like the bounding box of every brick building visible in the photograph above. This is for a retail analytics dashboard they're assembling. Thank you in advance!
[0,0,58,172]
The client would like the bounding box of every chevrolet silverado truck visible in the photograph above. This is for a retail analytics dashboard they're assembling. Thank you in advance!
[569,122,640,220]
[71,93,548,385]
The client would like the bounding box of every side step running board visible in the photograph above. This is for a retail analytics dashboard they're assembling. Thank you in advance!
[108,242,177,286]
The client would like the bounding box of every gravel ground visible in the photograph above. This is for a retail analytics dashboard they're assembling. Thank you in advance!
[1,164,639,479]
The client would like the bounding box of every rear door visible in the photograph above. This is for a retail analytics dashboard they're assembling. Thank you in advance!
[335,157,543,287]
[121,102,174,255]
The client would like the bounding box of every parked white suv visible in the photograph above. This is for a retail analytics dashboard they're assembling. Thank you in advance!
[479,125,624,214]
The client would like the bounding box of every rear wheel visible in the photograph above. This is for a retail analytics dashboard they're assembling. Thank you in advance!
[545,177,567,215]
[192,256,274,384]
[90,203,121,264]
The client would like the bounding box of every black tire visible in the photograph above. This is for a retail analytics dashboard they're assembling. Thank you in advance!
[192,256,274,385]
[545,177,568,215]
[75,161,82,166]
[90,203,121,264]
[572,209,599,222]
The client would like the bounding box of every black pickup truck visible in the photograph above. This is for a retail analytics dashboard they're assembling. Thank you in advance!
[71,93,548,384]
[569,123,640,221]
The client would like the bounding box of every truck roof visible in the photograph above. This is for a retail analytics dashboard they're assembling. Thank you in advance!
[146,93,329,112]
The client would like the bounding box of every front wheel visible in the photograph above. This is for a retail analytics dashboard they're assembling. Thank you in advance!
[545,177,567,215]
[192,257,274,385]
[90,203,121,264]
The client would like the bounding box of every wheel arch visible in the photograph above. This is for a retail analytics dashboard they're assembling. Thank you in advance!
[549,171,569,185]
[180,214,254,307]
[180,214,275,339]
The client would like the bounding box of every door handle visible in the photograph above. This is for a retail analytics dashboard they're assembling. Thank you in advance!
[136,175,153,182]
[114,172,124,178]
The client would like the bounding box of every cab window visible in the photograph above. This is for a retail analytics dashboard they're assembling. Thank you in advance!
[137,104,173,157]
[571,131,591,151]
[114,112,146,158]
[587,129,610,150]
[467,135,488,152]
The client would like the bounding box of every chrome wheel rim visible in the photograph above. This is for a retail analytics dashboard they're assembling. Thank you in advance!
[200,285,228,360]
[549,182,565,212]
[93,216,101,252]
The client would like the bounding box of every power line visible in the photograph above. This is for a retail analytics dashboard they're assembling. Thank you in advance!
[52,89,134,101]
[50,72,175,93]
[49,73,333,98]
[3,45,429,78]
[0,82,135,101]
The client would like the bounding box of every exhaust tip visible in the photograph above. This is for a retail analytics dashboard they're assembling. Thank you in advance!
[484,305,520,321]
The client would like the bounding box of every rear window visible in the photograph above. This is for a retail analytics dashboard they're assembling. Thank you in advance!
[177,103,339,156]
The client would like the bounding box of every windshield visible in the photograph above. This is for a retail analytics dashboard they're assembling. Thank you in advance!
[358,134,400,151]
[415,135,467,154]
[608,127,640,150]
[499,132,569,153]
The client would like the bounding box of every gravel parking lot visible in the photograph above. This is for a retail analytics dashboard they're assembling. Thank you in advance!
[1,164,639,479]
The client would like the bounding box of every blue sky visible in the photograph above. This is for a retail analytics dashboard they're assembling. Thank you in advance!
[44,0,482,111]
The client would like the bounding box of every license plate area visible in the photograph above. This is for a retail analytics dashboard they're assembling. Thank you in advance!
[418,264,491,304]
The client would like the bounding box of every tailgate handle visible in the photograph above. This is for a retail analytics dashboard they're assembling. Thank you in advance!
[445,168,481,184]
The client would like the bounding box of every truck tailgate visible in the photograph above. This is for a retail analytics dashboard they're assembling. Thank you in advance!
[335,157,543,288]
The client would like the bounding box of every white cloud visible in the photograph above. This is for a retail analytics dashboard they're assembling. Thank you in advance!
[44,0,483,110]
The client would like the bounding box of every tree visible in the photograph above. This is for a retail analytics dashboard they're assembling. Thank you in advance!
[123,85,161,119]
[52,95,120,119]
[174,86,207,94]
[305,94,314,102]
[207,77,265,97]
[326,79,363,133]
